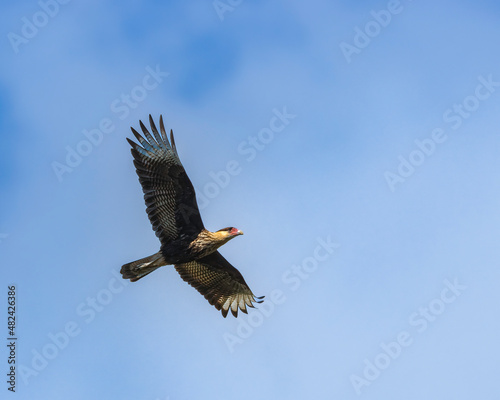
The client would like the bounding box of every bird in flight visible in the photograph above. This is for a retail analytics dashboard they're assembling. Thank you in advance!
[121,115,263,317]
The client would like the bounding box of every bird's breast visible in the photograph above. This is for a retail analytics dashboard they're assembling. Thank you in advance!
[160,233,221,264]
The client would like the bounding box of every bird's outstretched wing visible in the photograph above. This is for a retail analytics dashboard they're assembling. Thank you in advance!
[127,115,205,246]
[174,251,264,317]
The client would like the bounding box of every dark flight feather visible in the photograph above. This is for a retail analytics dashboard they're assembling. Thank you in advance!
[175,252,264,318]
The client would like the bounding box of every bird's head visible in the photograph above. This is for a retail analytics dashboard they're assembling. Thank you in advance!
[214,227,244,243]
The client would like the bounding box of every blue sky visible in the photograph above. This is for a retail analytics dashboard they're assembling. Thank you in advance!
[1,0,500,399]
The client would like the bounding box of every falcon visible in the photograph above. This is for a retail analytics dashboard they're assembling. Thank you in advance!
[121,115,263,317]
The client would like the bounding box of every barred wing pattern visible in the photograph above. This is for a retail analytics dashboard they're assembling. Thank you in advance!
[175,251,264,317]
[127,116,205,246]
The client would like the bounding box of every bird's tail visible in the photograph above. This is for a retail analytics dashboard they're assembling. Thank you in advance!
[120,252,167,282]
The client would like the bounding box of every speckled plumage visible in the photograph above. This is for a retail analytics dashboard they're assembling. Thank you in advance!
[120,116,263,317]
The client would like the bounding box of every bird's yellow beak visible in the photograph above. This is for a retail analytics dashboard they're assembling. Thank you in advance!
[237,230,244,236]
